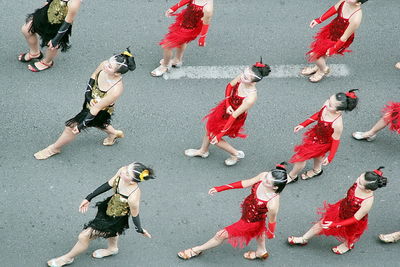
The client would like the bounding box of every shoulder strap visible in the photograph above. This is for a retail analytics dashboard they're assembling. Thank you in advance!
[128,185,139,198]
[362,195,374,201]
[267,193,278,202]
[332,113,342,123]
[114,176,121,193]
[348,8,361,19]
[339,1,345,16]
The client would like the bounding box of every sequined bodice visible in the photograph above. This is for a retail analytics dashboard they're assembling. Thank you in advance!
[308,106,338,144]
[48,0,68,24]
[329,2,354,41]
[85,71,115,114]
[181,1,205,29]
[339,183,368,221]
[106,176,131,217]
[240,182,274,223]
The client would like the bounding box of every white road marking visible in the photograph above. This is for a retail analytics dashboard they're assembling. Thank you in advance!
[163,64,349,80]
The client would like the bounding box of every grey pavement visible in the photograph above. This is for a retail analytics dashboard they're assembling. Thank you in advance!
[1,0,400,266]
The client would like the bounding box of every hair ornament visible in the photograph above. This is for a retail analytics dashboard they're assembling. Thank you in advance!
[139,170,150,181]
[254,56,266,68]
[122,51,133,58]
[373,166,384,176]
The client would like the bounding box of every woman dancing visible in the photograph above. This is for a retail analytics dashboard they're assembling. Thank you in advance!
[151,0,214,76]
[34,48,135,160]
[184,61,271,166]
[286,89,358,183]
[352,102,400,141]
[177,163,288,260]
[288,167,387,254]
[47,162,154,267]
[19,0,83,72]
[301,0,367,82]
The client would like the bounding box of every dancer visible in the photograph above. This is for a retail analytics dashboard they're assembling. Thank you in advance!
[177,163,288,260]
[151,0,214,76]
[352,102,400,141]
[184,61,271,166]
[46,162,154,267]
[19,0,82,72]
[34,48,136,160]
[301,0,367,82]
[286,89,358,183]
[288,167,387,254]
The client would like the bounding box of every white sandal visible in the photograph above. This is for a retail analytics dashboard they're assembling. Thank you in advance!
[92,248,119,258]
[150,64,170,77]
[395,62,400,70]
[160,58,183,68]
[301,65,318,76]
[47,258,74,267]
[184,149,209,158]
[225,150,245,166]
[352,132,377,142]
[379,232,400,243]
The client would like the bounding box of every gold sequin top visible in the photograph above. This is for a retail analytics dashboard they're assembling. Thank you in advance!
[47,0,68,24]
[85,71,115,114]
[106,176,137,217]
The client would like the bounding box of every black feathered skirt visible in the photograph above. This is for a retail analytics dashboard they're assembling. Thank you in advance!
[26,2,72,52]
[84,197,130,238]
[65,108,112,129]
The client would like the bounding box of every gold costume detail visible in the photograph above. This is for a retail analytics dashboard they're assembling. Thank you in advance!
[122,51,133,57]
[139,170,149,181]
[47,0,68,24]
[85,73,115,114]
[106,177,130,217]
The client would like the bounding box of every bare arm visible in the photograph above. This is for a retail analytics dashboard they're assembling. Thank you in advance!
[266,197,280,223]
[354,197,373,220]
[331,119,343,140]
[229,75,241,86]
[231,93,257,118]
[66,0,81,23]
[241,172,266,188]
[334,0,346,10]
[89,83,124,115]
[128,189,141,217]
[340,12,362,42]
[202,0,214,24]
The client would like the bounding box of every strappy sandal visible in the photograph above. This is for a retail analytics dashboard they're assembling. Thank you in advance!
[352,132,377,142]
[47,257,74,267]
[92,248,119,258]
[379,232,400,243]
[103,130,124,146]
[34,145,60,160]
[286,174,299,184]
[18,51,43,63]
[287,236,308,246]
[225,150,245,166]
[301,169,323,180]
[160,58,183,68]
[184,149,210,158]
[331,243,353,255]
[243,250,269,260]
[301,65,318,76]
[309,67,330,83]
[150,64,170,77]
[177,248,202,260]
[28,60,54,72]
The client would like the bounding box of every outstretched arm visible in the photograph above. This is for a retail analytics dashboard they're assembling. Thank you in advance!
[209,172,266,195]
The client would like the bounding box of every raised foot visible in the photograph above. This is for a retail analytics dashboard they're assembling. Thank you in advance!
[34,145,60,160]
[287,236,308,246]
[352,132,377,142]
[177,248,202,260]
[103,130,124,146]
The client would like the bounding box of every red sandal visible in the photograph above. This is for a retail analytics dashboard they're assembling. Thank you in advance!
[28,60,54,72]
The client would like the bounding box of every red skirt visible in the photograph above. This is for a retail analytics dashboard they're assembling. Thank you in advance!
[224,219,266,248]
[159,13,202,48]
[317,201,368,247]
[307,22,354,62]
[382,102,400,134]
[203,100,247,139]
[289,128,332,163]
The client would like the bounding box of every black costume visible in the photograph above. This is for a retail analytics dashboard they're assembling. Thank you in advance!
[27,0,72,51]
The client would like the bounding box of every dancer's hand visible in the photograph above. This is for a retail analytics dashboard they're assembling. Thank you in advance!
[79,199,90,213]
[309,19,318,28]
[210,136,219,145]
[293,125,304,133]
[326,48,333,57]
[321,221,333,229]
[47,40,59,51]
[226,106,234,115]
[322,157,330,166]
[72,126,80,134]
[142,229,152,238]
[165,9,174,17]
[208,187,218,195]
[89,99,98,107]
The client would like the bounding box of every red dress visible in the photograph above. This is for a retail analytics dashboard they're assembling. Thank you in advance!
[203,82,248,140]
[159,1,206,48]
[382,102,400,134]
[224,182,277,248]
[317,183,371,247]
[290,106,341,163]
[307,2,360,62]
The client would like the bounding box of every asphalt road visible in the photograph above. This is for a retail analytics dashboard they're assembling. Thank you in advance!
[1,0,399,266]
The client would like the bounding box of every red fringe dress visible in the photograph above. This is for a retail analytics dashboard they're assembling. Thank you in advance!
[225,182,277,248]
[307,2,360,62]
[317,183,371,247]
[159,1,206,48]
[203,82,248,140]
[382,102,400,134]
[290,106,341,163]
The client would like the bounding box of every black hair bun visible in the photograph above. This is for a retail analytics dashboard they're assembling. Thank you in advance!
[256,65,271,77]
[123,47,136,71]
[378,177,388,188]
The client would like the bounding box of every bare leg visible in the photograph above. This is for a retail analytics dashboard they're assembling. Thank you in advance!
[30,47,59,70]
[47,229,94,266]
[303,222,322,241]
[20,20,40,60]
[288,161,307,179]
[312,156,324,172]
[364,117,388,136]
[215,139,238,155]
[53,127,78,151]
[92,236,119,258]
[192,229,228,253]
[174,43,187,62]
[315,56,328,72]
[255,233,267,255]
[162,48,173,67]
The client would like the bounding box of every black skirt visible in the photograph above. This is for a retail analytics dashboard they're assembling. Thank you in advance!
[27,0,72,52]
[84,196,130,238]
[65,108,112,129]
